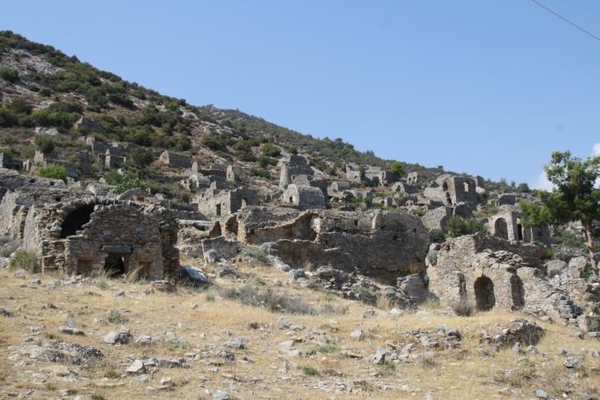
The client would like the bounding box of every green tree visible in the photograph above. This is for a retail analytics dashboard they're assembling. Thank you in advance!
[521,151,600,278]
[389,161,405,177]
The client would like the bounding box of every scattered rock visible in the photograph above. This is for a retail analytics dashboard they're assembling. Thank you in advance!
[373,348,387,365]
[224,337,248,349]
[480,319,544,350]
[213,390,231,400]
[126,359,146,374]
[535,389,548,398]
[0,308,14,317]
[58,326,85,336]
[103,329,132,345]
[350,329,364,340]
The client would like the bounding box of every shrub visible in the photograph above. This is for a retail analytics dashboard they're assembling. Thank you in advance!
[129,147,154,167]
[8,249,38,272]
[261,142,281,157]
[0,66,19,82]
[35,134,55,154]
[451,298,474,317]
[37,164,67,182]
[445,216,485,238]
[430,229,446,243]
[250,167,270,178]
[302,366,319,376]
[107,309,127,324]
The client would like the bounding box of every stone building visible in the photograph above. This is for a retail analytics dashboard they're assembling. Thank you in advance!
[489,206,551,246]
[407,172,419,185]
[427,234,543,312]
[279,154,314,189]
[159,150,193,169]
[345,163,397,186]
[223,207,430,285]
[423,174,479,206]
[0,172,179,279]
[196,187,259,217]
[426,233,596,329]
[73,117,103,133]
[281,184,326,210]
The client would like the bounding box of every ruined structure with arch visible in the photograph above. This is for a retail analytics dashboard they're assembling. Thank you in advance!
[0,172,179,279]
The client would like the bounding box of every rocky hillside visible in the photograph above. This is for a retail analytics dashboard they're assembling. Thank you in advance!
[0,30,452,196]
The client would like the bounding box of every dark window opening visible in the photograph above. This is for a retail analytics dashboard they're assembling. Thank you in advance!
[60,204,95,238]
[510,274,525,310]
[104,253,126,277]
[474,276,495,311]
[517,223,524,241]
[215,204,221,216]
[446,192,453,206]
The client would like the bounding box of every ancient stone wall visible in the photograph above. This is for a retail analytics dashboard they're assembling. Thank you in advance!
[159,150,193,169]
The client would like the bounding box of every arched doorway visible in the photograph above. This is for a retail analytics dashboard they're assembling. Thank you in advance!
[474,276,495,311]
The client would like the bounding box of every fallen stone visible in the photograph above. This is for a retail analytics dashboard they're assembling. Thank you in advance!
[213,390,231,400]
[535,389,548,398]
[58,326,85,336]
[373,348,387,365]
[103,329,132,345]
[224,337,248,349]
[350,329,363,340]
[0,308,14,317]
[126,359,146,374]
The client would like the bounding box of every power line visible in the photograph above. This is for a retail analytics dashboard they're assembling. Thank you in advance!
[532,0,600,42]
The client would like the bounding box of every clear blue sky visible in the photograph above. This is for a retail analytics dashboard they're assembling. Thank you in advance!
[3,1,600,188]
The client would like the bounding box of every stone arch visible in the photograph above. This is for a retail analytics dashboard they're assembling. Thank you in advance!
[494,218,508,240]
[474,276,495,311]
[510,273,525,310]
[60,203,96,238]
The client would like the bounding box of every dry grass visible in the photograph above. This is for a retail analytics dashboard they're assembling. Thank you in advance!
[0,262,599,399]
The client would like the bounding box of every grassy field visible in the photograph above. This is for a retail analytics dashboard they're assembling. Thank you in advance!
[0,260,598,400]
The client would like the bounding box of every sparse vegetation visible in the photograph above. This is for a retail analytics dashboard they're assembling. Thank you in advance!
[36,163,67,182]
[7,249,38,272]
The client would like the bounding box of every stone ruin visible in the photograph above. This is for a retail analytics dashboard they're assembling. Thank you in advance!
[423,174,479,206]
[489,205,551,245]
[216,206,431,285]
[196,186,259,217]
[427,233,600,333]
[159,150,192,169]
[279,155,327,209]
[0,171,179,279]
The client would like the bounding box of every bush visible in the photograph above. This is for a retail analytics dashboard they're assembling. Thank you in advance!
[261,142,281,157]
[445,216,485,238]
[35,134,55,154]
[250,167,270,179]
[451,298,474,317]
[8,249,38,272]
[37,164,67,182]
[129,148,155,167]
[0,66,19,82]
